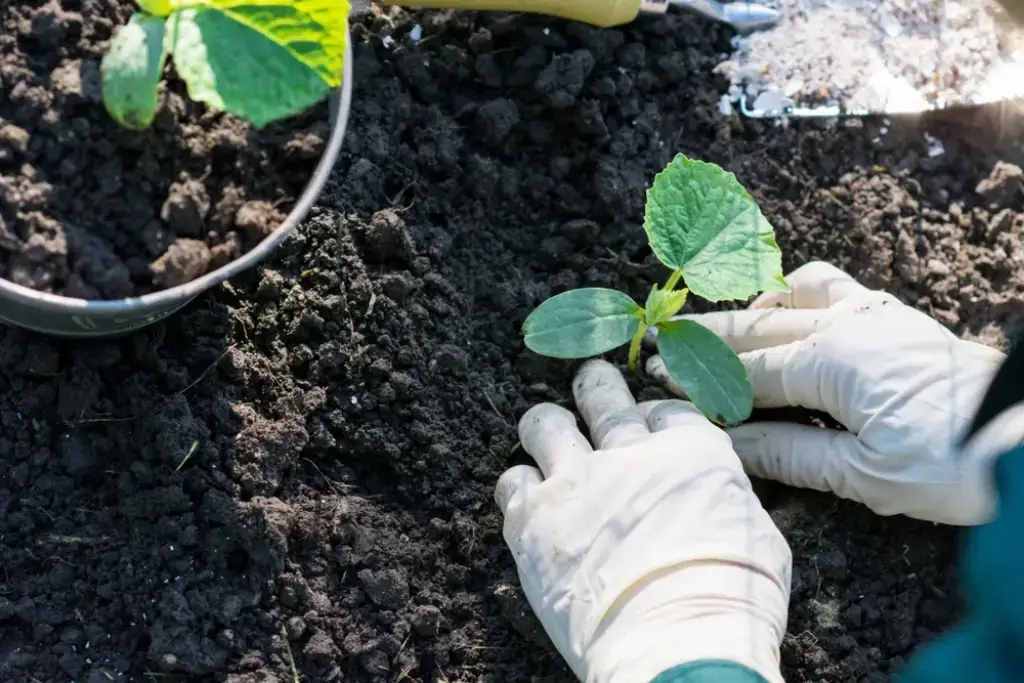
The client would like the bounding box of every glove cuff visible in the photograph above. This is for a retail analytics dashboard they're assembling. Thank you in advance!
[651,659,770,683]
[585,562,787,683]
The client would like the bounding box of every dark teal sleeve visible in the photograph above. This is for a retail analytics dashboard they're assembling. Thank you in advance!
[651,660,769,683]
[899,445,1024,683]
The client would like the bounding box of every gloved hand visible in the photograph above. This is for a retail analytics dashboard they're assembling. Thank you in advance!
[495,360,792,683]
[647,261,1024,526]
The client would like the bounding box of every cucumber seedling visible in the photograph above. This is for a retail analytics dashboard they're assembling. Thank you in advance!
[522,154,789,425]
[100,0,349,130]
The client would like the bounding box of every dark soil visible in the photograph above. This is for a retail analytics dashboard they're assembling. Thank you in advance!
[0,0,328,299]
[3,6,1024,683]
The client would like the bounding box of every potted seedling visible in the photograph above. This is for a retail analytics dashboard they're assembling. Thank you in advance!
[101,0,349,129]
[0,0,352,336]
[523,154,788,424]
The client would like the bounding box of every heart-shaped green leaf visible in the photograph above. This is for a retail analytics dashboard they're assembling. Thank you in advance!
[644,154,788,302]
[655,319,752,424]
[168,0,348,127]
[524,288,643,358]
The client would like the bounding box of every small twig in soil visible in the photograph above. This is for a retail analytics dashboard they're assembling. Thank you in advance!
[47,534,103,545]
[483,391,511,428]
[301,458,357,503]
[229,305,252,343]
[64,415,136,426]
[32,502,55,521]
[175,441,200,473]
[602,247,642,266]
[389,181,416,211]
[395,665,417,682]
[451,640,512,651]
[393,633,412,666]
[302,457,334,490]
[482,445,505,470]
[25,549,79,567]
[178,346,235,395]
[281,626,301,683]
[365,292,377,319]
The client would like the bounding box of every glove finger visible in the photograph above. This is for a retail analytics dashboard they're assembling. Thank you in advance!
[638,399,708,431]
[518,403,593,477]
[573,359,651,450]
[751,261,870,310]
[674,308,829,352]
[728,422,985,524]
[739,342,819,410]
[651,343,816,412]
[495,464,544,516]
[727,422,870,496]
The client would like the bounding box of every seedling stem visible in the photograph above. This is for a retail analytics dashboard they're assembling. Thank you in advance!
[627,324,646,372]
[664,270,683,293]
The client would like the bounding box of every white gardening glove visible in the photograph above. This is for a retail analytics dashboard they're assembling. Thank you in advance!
[648,261,1024,526]
[495,360,792,683]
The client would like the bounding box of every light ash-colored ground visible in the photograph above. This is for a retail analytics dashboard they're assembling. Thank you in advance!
[716,0,1024,115]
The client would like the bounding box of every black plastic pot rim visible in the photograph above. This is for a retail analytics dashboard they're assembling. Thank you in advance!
[0,32,354,338]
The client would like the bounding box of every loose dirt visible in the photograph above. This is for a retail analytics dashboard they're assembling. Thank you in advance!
[2,6,1024,683]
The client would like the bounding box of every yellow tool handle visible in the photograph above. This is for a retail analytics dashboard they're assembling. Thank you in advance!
[398,0,642,28]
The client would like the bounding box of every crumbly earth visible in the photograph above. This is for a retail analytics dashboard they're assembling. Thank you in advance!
[0,0,327,299]
[2,7,1024,683]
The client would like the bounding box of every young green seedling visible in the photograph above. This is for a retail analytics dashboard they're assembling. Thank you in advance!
[522,154,789,425]
[100,0,349,130]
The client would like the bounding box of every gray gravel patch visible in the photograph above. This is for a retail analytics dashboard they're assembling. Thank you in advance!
[716,0,1024,116]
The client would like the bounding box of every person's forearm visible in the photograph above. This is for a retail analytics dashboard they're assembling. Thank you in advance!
[898,445,1024,683]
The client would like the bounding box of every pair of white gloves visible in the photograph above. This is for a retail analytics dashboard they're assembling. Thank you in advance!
[496,262,1024,683]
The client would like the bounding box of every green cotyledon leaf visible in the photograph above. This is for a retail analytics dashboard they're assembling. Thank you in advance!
[656,318,752,424]
[523,288,644,358]
[644,154,789,302]
[101,14,169,130]
[167,0,349,128]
